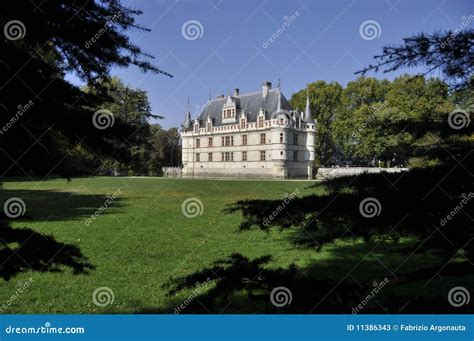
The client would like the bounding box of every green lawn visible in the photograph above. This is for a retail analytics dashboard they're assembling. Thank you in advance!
[0,177,321,313]
[0,177,470,313]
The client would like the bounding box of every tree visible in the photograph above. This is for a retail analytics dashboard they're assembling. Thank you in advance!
[356,30,474,90]
[0,0,171,176]
[149,125,182,173]
[290,81,343,165]
[85,77,158,175]
[332,77,389,165]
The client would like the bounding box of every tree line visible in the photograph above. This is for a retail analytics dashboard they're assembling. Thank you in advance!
[0,0,177,177]
[290,74,472,167]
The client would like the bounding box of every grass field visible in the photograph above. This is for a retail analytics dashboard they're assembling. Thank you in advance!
[0,177,471,313]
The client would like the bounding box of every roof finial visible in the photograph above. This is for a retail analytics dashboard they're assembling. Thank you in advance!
[209,88,212,101]
[187,97,190,111]
[277,77,281,89]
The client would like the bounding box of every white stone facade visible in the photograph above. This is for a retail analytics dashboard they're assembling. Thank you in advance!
[180,82,316,179]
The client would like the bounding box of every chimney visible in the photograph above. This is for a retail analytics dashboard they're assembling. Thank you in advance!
[262,81,271,97]
[234,88,240,96]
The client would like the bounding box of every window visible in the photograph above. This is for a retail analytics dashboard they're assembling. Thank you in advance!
[208,137,213,147]
[208,153,213,162]
[258,116,264,127]
[240,118,246,128]
[242,135,247,146]
[260,151,266,161]
[194,124,199,133]
[293,151,298,161]
[224,136,234,147]
[260,133,266,145]
[196,139,200,148]
[223,152,233,162]
[223,108,235,119]
[242,151,247,161]
[207,122,212,132]
[280,133,284,144]
[221,152,224,161]
[196,153,200,162]
[293,133,298,145]
[221,136,225,146]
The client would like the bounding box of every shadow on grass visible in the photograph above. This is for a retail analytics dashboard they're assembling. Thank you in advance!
[0,186,126,222]
[0,221,95,281]
[154,156,473,313]
[0,183,126,281]
[139,251,473,314]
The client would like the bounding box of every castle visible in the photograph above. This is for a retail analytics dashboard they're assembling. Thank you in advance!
[180,81,316,179]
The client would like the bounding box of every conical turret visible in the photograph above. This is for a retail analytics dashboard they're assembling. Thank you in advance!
[183,97,193,129]
[304,92,315,124]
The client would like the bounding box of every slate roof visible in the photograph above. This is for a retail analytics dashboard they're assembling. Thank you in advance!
[197,88,293,126]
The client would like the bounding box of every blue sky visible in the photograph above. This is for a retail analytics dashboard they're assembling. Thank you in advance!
[69,0,472,128]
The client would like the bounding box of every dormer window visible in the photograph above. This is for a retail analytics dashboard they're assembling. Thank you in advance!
[240,117,246,129]
[222,96,238,123]
[223,109,235,119]
[194,122,199,133]
[258,116,264,128]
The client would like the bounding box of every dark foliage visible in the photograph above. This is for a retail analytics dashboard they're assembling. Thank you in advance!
[227,155,473,262]
[356,30,474,90]
[0,0,171,176]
